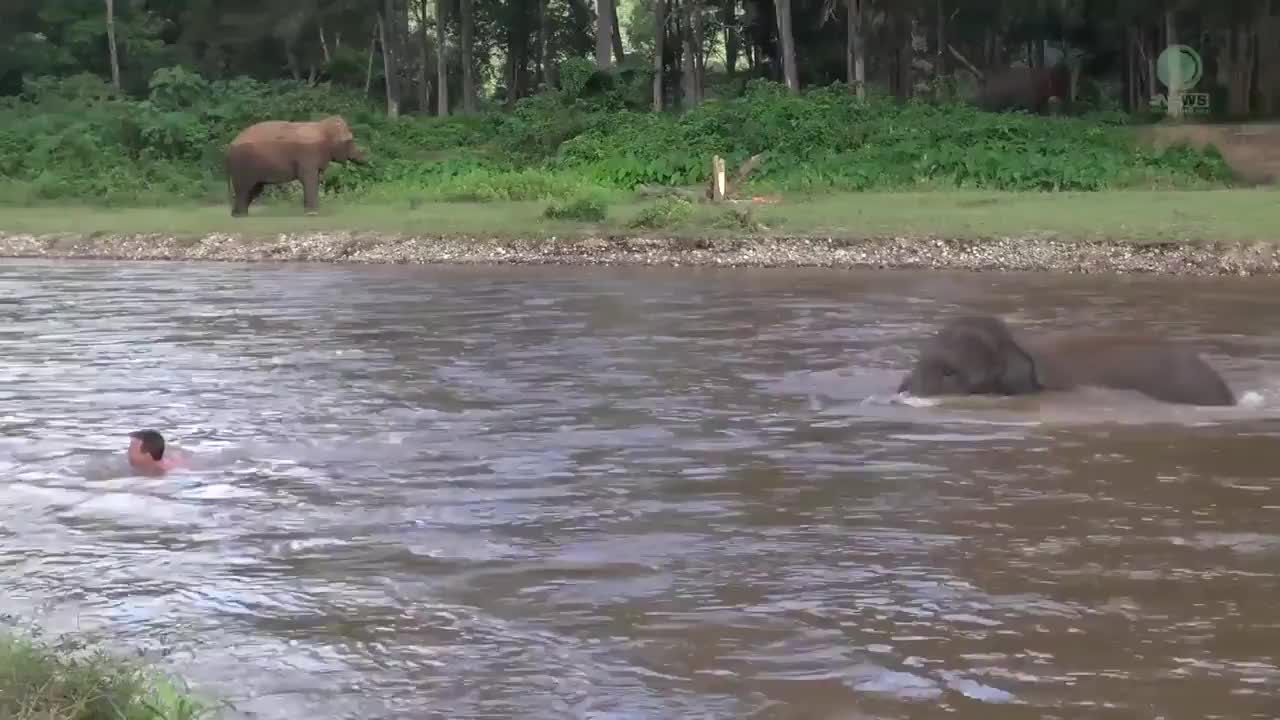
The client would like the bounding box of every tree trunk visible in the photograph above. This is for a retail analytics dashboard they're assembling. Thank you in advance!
[596,0,615,69]
[891,10,912,99]
[537,0,549,89]
[774,0,799,94]
[286,43,302,81]
[416,0,431,113]
[691,0,705,103]
[436,0,449,115]
[935,0,947,83]
[1229,23,1254,117]
[506,27,525,105]
[547,0,562,88]
[1164,9,1182,119]
[504,48,515,106]
[671,4,684,100]
[1221,28,1239,116]
[1244,22,1256,117]
[654,0,665,111]
[1152,24,1162,105]
[744,0,775,80]
[724,0,738,76]
[365,24,378,94]
[1258,11,1280,117]
[319,21,331,63]
[681,0,696,106]
[612,1,625,63]
[903,19,914,99]
[1123,24,1135,112]
[461,0,476,112]
[518,35,532,102]
[105,0,121,90]
[847,0,864,97]
[397,0,412,104]
[379,9,400,118]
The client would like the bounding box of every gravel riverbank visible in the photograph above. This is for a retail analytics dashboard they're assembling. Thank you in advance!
[2,230,1279,275]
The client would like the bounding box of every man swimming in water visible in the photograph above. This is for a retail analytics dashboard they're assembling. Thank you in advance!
[126,429,187,474]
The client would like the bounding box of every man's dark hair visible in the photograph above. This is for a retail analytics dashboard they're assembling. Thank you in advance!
[129,429,165,460]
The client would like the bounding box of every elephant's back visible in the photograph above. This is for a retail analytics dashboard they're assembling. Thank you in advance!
[1027,332,1235,406]
[230,120,308,146]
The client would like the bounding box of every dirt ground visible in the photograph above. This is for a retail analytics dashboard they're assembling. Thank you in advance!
[1137,122,1280,185]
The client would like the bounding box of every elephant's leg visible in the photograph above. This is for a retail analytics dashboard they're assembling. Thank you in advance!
[246,182,266,208]
[235,182,266,216]
[300,169,320,215]
[231,178,252,217]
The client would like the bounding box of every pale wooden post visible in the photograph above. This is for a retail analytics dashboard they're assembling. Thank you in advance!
[710,155,727,202]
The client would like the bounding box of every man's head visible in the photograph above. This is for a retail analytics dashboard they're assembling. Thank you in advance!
[127,429,165,469]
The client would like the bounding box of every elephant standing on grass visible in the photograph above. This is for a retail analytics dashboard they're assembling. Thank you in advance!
[896,314,1237,407]
[225,115,367,217]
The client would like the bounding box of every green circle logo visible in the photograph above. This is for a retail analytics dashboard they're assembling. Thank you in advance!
[1156,44,1203,91]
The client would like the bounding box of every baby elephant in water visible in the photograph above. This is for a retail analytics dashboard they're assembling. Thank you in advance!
[896,314,1236,407]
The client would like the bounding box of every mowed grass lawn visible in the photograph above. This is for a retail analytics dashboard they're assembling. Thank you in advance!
[1,189,1279,244]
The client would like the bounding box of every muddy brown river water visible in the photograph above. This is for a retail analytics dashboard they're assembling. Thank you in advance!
[2,259,1280,719]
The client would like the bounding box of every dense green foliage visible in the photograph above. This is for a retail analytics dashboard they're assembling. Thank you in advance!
[629,195,695,228]
[0,68,1234,207]
[0,628,214,720]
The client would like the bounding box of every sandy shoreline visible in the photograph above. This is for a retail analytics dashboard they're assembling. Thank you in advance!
[1,230,1279,275]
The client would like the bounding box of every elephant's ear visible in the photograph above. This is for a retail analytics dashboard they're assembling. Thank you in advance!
[998,343,1039,394]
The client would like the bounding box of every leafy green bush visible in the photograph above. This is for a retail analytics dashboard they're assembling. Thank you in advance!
[0,67,1237,208]
[543,194,609,221]
[711,206,766,232]
[557,57,597,100]
[628,195,695,229]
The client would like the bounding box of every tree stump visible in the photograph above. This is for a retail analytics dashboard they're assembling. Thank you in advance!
[709,155,727,202]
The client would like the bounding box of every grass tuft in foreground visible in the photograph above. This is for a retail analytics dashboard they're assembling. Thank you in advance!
[0,629,217,720]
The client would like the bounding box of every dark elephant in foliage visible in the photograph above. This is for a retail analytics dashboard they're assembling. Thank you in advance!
[225,115,367,217]
[896,314,1236,407]
[973,64,1073,115]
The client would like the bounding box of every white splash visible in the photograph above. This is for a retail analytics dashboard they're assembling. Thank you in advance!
[893,392,941,408]
[1238,390,1266,409]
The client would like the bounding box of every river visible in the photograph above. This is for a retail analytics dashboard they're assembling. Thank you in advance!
[2,259,1280,719]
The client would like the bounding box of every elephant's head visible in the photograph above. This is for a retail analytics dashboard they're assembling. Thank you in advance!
[897,315,1041,397]
[320,115,367,164]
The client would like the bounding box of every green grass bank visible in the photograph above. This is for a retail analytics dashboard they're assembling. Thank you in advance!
[3,189,1280,276]
[3,189,1279,243]
[0,628,217,720]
